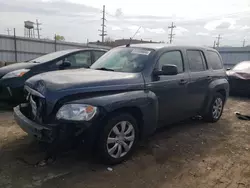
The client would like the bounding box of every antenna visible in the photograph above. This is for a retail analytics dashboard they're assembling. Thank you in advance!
[126,26,141,47]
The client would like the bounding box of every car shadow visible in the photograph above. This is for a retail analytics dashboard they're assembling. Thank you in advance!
[0,116,232,188]
[229,93,250,99]
[0,102,16,112]
[136,117,232,165]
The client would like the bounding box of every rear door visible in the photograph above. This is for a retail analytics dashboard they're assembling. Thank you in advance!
[186,49,211,113]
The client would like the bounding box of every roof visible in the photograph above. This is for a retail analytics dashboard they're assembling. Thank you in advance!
[57,48,107,53]
[126,43,215,51]
[129,43,167,49]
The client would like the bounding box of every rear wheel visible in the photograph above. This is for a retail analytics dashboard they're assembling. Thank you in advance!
[97,113,139,165]
[203,93,225,122]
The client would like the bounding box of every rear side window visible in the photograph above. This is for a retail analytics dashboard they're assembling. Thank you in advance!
[206,51,223,70]
[187,50,206,72]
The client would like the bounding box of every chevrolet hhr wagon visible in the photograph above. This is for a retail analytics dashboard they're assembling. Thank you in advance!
[14,44,229,164]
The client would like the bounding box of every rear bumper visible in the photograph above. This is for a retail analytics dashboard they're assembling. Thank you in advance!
[14,105,55,142]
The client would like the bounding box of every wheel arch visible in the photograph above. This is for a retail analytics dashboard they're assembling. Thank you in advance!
[201,78,229,115]
[106,106,144,138]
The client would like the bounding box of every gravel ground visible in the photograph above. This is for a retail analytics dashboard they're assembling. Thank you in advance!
[0,97,250,188]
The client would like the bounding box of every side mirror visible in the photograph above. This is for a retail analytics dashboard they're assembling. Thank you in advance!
[226,68,231,71]
[59,60,71,69]
[154,64,178,76]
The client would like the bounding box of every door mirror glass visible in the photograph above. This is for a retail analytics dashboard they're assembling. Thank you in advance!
[154,64,178,76]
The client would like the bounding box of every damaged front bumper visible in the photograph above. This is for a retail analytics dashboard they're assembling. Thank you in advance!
[14,105,56,143]
[14,104,97,143]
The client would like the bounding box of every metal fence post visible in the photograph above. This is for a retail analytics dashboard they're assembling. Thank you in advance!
[14,28,17,62]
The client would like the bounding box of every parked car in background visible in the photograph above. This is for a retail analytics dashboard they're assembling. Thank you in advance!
[0,48,107,103]
[14,44,229,164]
[227,61,250,96]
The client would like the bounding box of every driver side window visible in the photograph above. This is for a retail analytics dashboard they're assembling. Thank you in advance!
[158,51,184,73]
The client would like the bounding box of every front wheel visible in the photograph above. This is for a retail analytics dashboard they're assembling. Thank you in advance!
[97,113,139,165]
[203,93,225,122]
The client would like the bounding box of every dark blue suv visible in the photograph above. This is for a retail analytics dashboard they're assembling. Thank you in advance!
[14,44,229,164]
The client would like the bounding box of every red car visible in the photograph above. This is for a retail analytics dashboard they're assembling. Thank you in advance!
[227,61,250,96]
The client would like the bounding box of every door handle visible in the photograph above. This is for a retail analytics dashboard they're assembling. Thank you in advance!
[179,79,188,85]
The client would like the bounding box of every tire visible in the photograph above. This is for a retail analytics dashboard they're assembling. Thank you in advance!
[203,93,225,122]
[97,113,139,165]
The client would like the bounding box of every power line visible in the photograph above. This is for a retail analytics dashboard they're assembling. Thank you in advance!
[216,34,222,47]
[168,22,176,44]
[6,28,11,35]
[98,5,107,42]
[35,19,42,39]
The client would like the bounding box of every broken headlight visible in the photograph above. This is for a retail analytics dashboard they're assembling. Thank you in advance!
[56,104,97,121]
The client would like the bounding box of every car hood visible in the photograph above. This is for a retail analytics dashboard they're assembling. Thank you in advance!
[227,70,250,80]
[25,68,145,99]
[0,62,36,78]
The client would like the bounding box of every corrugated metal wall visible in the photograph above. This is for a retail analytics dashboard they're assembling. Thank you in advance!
[1,35,249,68]
[216,47,250,68]
[0,34,111,63]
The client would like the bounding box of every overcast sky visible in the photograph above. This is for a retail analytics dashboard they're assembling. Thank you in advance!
[0,0,250,46]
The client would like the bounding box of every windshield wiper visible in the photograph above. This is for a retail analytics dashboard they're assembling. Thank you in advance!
[95,67,114,71]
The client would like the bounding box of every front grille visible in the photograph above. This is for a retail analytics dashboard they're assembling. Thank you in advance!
[23,85,46,123]
[27,93,45,123]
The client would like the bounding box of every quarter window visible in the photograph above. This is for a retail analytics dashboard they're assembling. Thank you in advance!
[206,51,223,70]
[158,51,184,73]
[187,50,206,72]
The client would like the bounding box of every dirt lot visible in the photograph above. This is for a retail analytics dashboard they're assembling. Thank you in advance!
[0,97,250,188]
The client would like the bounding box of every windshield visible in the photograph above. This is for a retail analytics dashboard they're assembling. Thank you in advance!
[90,47,152,73]
[29,50,76,63]
[233,62,250,72]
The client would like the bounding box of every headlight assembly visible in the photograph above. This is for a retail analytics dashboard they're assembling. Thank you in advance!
[2,69,30,79]
[56,104,97,121]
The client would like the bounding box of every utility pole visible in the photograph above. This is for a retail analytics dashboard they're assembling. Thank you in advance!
[216,34,222,47]
[99,5,107,43]
[35,19,42,39]
[242,39,246,47]
[13,28,17,62]
[168,22,176,44]
[6,28,11,35]
[213,40,216,48]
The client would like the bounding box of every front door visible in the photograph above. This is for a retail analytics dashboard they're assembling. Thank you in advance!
[148,50,191,126]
